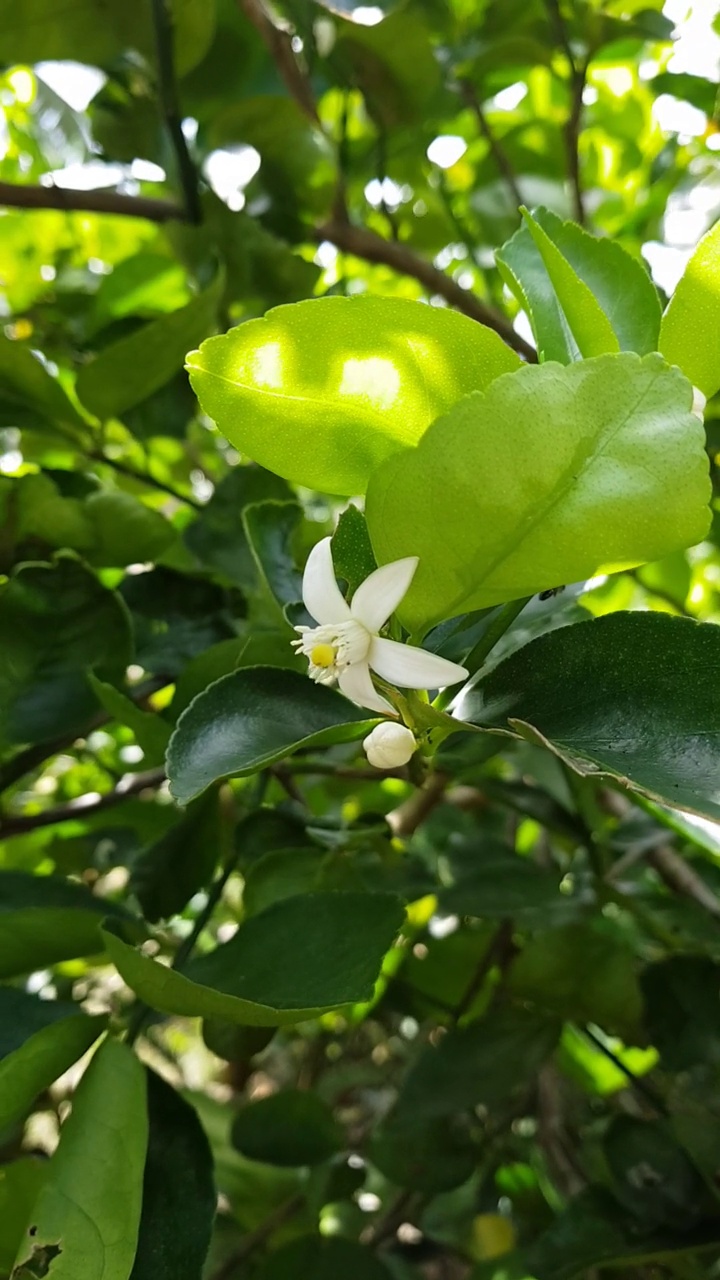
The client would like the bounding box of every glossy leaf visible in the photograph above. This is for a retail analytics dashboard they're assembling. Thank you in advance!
[12,1038,148,1280]
[366,354,710,633]
[0,989,106,1133]
[130,1071,215,1280]
[458,612,720,821]
[184,465,292,589]
[102,891,404,1025]
[166,667,375,805]
[231,1090,341,1167]
[242,501,304,611]
[659,216,720,397]
[0,871,129,979]
[77,271,222,420]
[186,296,521,494]
[0,558,133,747]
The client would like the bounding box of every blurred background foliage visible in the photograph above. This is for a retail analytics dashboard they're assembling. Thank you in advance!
[2,1,720,1278]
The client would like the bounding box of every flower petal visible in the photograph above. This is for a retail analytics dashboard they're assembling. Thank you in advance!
[369,638,468,690]
[302,537,351,625]
[338,661,396,715]
[350,556,419,632]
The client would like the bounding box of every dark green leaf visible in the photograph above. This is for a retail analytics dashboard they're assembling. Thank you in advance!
[130,1071,215,1280]
[0,988,106,1132]
[88,675,171,767]
[130,790,222,922]
[458,613,720,821]
[231,1090,341,1167]
[604,1116,708,1229]
[0,871,130,979]
[0,558,133,747]
[641,956,720,1070]
[242,500,304,610]
[330,505,378,596]
[166,667,374,805]
[184,466,292,589]
[258,1235,393,1280]
[0,1161,48,1278]
[102,891,404,1025]
[508,923,642,1038]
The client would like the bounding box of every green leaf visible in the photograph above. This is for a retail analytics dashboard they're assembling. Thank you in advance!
[242,501,304,611]
[659,217,720,397]
[521,208,620,358]
[641,956,720,1070]
[366,354,710,633]
[77,271,222,420]
[330,505,377,596]
[184,465,293,588]
[166,667,375,805]
[0,989,106,1133]
[0,871,129,979]
[129,790,222,922]
[258,1236,392,1280]
[231,1090,342,1167]
[83,491,177,567]
[458,612,720,822]
[497,221,577,364]
[371,1116,477,1194]
[438,845,568,922]
[0,1161,48,1278]
[508,923,643,1039]
[0,0,215,73]
[12,1038,148,1280]
[0,334,87,436]
[0,558,133,748]
[392,1006,560,1122]
[333,7,445,128]
[102,891,405,1025]
[507,207,661,359]
[129,1071,215,1280]
[88,675,171,768]
[241,848,327,917]
[186,297,521,495]
[604,1116,708,1229]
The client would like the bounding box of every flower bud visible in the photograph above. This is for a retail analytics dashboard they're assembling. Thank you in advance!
[363,721,417,769]
[692,387,706,421]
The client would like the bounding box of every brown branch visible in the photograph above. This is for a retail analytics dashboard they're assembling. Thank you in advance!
[211,1194,306,1280]
[387,770,449,837]
[647,845,720,921]
[0,181,183,223]
[544,0,587,225]
[0,768,167,838]
[316,219,537,361]
[237,0,319,125]
[88,450,203,510]
[460,82,523,212]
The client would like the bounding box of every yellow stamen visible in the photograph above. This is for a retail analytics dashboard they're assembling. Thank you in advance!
[311,643,336,668]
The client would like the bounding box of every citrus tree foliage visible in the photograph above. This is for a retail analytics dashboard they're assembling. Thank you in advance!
[4,2,720,1279]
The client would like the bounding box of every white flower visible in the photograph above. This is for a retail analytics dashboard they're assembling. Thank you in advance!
[292,537,468,715]
[692,387,706,421]
[363,722,417,769]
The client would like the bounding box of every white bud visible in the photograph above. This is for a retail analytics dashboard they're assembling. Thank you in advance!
[692,386,706,421]
[363,722,417,769]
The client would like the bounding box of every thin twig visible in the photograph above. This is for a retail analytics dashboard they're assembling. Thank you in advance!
[316,219,537,360]
[453,919,516,1023]
[0,768,166,838]
[647,845,720,921]
[387,770,449,837]
[582,1025,666,1113]
[0,181,183,222]
[460,81,523,212]
[88,450,203,510]
[544,0,587,224]
[211,1194,306,1280]
[151,0,202,223]
[238,0,319,125]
